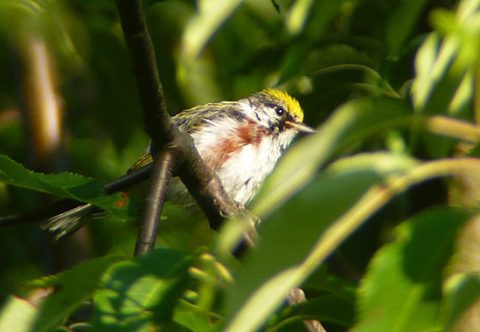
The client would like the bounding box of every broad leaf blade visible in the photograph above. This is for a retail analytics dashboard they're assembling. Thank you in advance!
[0,296,38,332]
[91,249,192,332]
[223,153,417,332]
[173,300,219,332]
[253,97,411,217]
[181,0,244,59]
[30,256,122,332]
[386,0,429,54]
[0,154,131,219]
[354,208,470,332]
[441,273,480,331]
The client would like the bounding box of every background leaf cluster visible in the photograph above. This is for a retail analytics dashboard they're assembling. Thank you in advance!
[1,0,480,331]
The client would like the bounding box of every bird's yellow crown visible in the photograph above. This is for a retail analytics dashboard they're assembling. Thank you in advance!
[262,88,304,123]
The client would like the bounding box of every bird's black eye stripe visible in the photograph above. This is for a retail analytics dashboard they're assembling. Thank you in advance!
[275,106,285,116]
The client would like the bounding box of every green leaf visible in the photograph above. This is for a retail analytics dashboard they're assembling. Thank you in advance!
[0,155,101,198]
[270,0,280,13]
[412,1,480,115]
[222,152,417,332]
[0,0,41,39]
[30,256,122,332]
[0,296,38,332]
[411,33,445,111]
[173,300,219,332]
[409,0,480,158]
[277,0,346,83]
[354,208,471,332]
[285,0,315,35]
[0,0,84,68]
[252,97,411,217]
[441,273,480,331]
[181,0,244,59]
[386,0,429,54]
[0,154,131,219]
[91,249,192,332]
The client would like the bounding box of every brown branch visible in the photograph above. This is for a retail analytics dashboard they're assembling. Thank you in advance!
[114,0,172,145]
[0,0,254,258]
[114,0,250,255]
[134,150,176,256]
[115,0,176,257]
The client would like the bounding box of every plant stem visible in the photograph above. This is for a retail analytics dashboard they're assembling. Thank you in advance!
[134,151,176,256]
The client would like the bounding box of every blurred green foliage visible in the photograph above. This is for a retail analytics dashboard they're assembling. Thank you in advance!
[1,0,480,331]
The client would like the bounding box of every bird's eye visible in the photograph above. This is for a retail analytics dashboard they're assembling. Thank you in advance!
[275,106,285,116]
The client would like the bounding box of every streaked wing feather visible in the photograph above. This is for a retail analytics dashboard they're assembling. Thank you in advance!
[129,102,244,170]
[129,153,153,171]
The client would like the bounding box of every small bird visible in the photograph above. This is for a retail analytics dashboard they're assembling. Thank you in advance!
[41,89,314,238]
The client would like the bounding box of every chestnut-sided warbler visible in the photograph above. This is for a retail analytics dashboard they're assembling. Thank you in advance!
[42,89,314,237]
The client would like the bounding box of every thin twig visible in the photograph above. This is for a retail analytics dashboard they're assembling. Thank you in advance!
[105,164,152,194]
[287,288,327,332]
[134,151,176,256]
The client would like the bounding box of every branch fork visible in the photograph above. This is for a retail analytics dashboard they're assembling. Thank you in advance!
[114,0,249,255]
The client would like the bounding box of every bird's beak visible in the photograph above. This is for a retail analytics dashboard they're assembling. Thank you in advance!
[286,121,316,134]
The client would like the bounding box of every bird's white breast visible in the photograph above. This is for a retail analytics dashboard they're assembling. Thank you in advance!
[191,116,296,205]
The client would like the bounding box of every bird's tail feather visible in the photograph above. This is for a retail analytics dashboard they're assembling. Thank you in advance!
[40,203,97,240]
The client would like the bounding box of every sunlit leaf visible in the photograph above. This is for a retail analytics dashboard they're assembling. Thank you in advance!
[278,0,346,83]
[173,300,219,332]
[91,249,192,332]
[0,296,38,332]
[253,97,411,217]
[441,273,480,330]
[354,208,470,332]
[2,0,480,330]
[223,153,418,332]
[386,0,429,54]
[181,0,244,59]
[412,1,480,113]
[286,0,314,35]
[29,256,122,332]
[411,33,456,111]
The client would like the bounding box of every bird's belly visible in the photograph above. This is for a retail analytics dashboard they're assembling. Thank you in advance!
[215,140,282,206]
